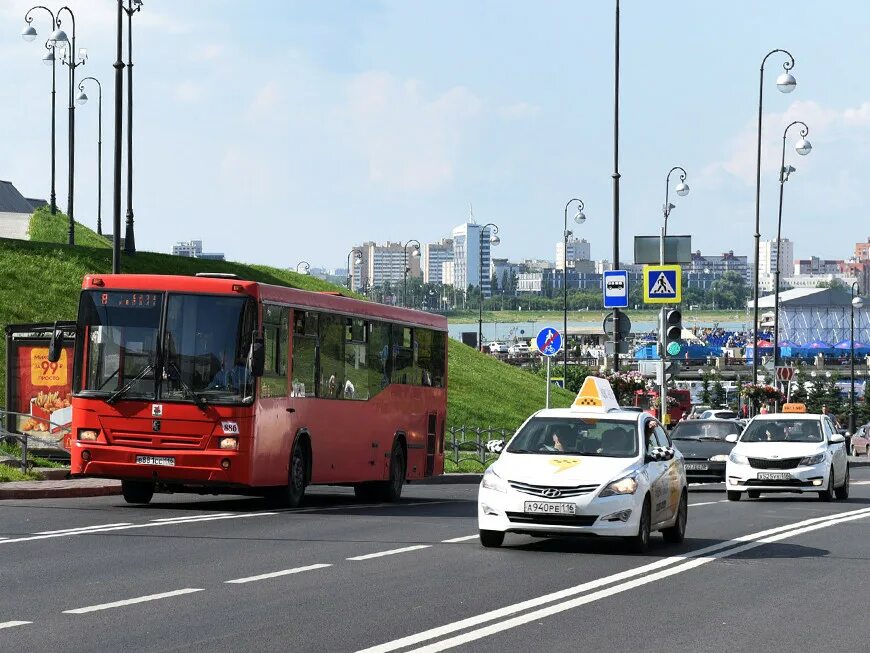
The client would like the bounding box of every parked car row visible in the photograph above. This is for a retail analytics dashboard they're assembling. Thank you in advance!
[487,341,531,356]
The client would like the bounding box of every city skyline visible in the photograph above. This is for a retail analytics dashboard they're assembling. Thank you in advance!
[2,1,869,271]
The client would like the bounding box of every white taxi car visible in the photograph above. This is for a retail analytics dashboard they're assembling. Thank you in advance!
[724,406,849,501]
[478,377,688,553]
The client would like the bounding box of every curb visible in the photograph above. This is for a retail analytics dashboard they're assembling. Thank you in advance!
[417,473,483,485]
[0,484,121,500]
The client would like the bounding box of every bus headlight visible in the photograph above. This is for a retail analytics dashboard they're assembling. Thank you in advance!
[78,429,99,441]
[218,437,239,450]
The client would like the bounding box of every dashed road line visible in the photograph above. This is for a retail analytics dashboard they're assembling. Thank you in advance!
[34,523,132,535]
[63,588,204,615]
[689,500,728,507]
[0,621,31,630]
[441,535,478,543]
[225,563,332,584]
[347,545,431,561]
[150,513,233,522]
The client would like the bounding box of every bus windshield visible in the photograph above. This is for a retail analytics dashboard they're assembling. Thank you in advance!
[75,290,256,405]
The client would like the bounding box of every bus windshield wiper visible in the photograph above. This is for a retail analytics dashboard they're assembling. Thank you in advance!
[165,361,209,413]
[106,363,154,405]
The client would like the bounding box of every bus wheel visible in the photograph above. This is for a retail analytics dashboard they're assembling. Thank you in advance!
[283,440,308,508]
[121,480,154,505]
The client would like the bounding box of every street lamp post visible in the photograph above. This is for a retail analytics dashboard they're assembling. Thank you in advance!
[563,198,586,384]
[478,224,500,351]
[76,77,102,235]
[659,167,690,424]
[21,8,59,215]
[123,0,143,255]
[772,121,812,374]
[850,283,864,435]
[346,249,362,291]
[752,49,797,384]
[403,239,421,308]
[50,9,87,247]
[296,261,310,275]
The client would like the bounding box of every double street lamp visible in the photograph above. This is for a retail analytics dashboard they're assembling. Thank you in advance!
[76,77,102,235]
[751,48,797,384]
[563,198,586,382]
[296,261,310,275]
[477,223,500,351]
[772,121,812,372]
[346,249,363,291]
[850,283,865,435]
[403,239,421,308]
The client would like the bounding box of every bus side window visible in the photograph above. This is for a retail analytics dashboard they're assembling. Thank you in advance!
[392,326,415,385]
[318,313,345,399]
[416,328,434,387]
[368,321,391,396]
[291,310,317,397]
[261,304,289,398]
[431,330,446,388]
[344,318,368,400]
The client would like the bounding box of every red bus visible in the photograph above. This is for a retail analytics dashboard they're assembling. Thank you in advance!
[60,273,447,506]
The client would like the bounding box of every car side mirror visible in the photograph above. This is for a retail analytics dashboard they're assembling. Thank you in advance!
[250,335,265,377]
[724,434,738,443]
[47,323,65,363]
[648,446,674,462]
[485,439,504,454]
[829,433,845,444]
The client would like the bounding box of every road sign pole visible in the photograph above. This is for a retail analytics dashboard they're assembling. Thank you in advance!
[659,307,668,424]
[545,356,551,409]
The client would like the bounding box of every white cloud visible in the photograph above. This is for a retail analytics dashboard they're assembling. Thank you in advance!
[246,81,282,121]
[498,101,540,120]
[192,44,224,62]
[336,71,482,194]
[173,81,203,104]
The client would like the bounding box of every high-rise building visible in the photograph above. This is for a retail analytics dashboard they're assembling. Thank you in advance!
[422,238,453,284]
[855,238,870,261]
[758,238,794,291]
[171,240,225,261]
[688,250,750,284]
[555,237,591,270]
[351,241,422,291]
[450,222,494,297]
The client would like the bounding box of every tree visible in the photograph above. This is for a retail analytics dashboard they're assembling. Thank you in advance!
[700,370,712,405]
[709,271,750,309]
[711,377,726,407]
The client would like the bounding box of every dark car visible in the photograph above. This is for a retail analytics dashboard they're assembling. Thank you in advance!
[669,419,742,483]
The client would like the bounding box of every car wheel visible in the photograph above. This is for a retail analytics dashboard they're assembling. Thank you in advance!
[747,490,761,499]
[818,468,835,502]
[121,480,154,505]
[626,497,651,554]
[835,465,850,500]
[662,491,687,544]
[726,490,741,502]
[479,529,505,548]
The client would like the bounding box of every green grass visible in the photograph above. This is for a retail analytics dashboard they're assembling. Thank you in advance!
[0,464,40,482]
[0,442,66,469]
[2,210,563,436]
[28,206,112,249]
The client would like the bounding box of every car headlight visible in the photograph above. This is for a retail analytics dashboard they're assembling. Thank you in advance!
[600,473,638,497]
[799,452,826,466]
[729,452,748,465]
[709,454,728,462]
[481,467,508,494]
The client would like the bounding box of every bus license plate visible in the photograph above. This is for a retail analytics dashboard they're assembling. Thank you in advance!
[524,501,576,515]
[136,456,175,467]
[757,472,790,481]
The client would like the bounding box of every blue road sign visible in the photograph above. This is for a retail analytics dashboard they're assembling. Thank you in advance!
[643,265,682,303]
[603,270,629,308]
[535,327,562,357]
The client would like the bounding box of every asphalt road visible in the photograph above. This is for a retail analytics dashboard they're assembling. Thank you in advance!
[2,471,870,653]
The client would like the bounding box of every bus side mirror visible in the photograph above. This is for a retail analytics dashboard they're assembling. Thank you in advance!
[250,335,265,377]
[48,324,65,363]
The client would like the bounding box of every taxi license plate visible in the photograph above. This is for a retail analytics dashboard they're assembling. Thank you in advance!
[684,463,709,471]
[136,456,175,467]
[524,501,576,515]
[757,472,790,481]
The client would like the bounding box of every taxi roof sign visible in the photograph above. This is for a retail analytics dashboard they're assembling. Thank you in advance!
[571,376,620,412]
[782,403,807,413]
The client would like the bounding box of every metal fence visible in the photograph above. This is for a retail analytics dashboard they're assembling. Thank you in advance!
[446,426,513,470]
[0,407,70,471]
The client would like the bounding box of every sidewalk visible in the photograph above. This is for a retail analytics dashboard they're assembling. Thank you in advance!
[0,478,120,500]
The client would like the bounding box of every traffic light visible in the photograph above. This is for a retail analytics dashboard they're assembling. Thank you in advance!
[662,308,683,357]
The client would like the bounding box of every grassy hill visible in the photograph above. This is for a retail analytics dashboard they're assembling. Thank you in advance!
[1,209,574,430]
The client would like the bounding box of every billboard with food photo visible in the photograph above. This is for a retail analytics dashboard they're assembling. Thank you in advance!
[4,322,77,450]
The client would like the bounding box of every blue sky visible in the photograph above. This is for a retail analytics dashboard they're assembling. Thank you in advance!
[2,0,868,270]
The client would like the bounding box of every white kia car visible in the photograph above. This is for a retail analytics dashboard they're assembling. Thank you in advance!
[724,412,849,501]
[478,378,688,553]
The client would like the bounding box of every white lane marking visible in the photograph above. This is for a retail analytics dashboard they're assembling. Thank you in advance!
[357,507,870,653]
[441,535,479,543]
[688,500,728,507]
[405,506,870,653]
[225,563,332,584]
[290,500,460,514]
[851,480,870,485]
[0,621,31,630]
[150,513,233,522]
[0,512,277,546]
[347,545,431,561]
[34,523,132,535]
[63,588,204,615]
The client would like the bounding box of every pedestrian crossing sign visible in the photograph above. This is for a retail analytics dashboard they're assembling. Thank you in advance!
[643,265,681,304]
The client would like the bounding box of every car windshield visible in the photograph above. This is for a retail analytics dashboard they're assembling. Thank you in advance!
[670,421,739,440]
[740,419,823,443]
[506,417,639,458]
[75,290,256,404]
